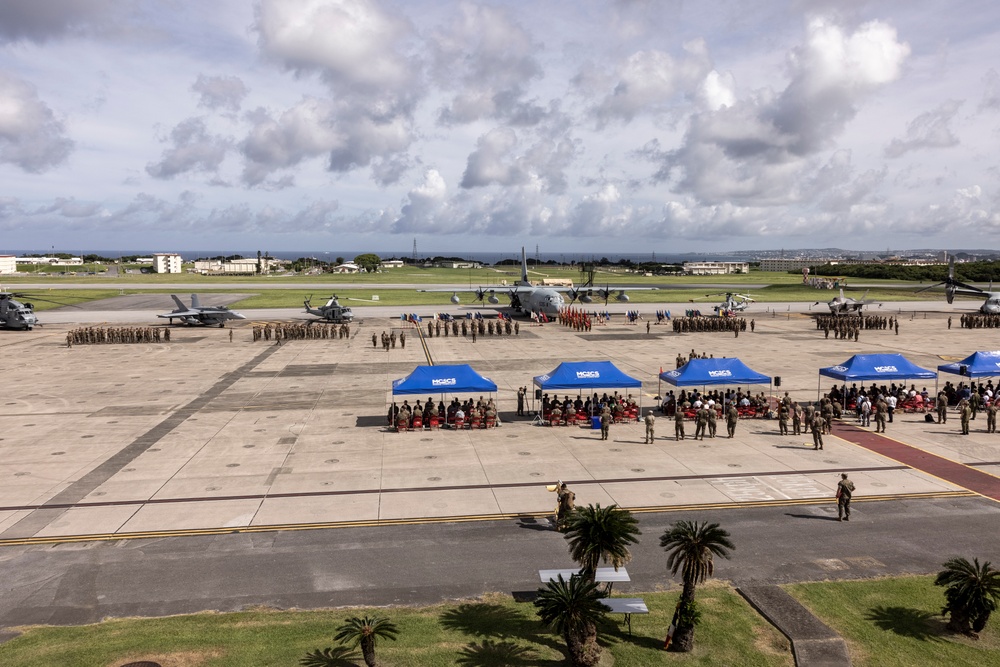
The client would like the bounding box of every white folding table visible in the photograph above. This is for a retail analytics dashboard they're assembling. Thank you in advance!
[601,597,649,635]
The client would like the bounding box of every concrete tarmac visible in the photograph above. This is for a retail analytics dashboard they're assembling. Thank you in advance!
[0,297,997,632]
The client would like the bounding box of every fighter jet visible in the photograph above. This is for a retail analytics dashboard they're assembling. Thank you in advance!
[817,288,877,315]
[157,294,246,327]
[422,248,654,318]
[918,257,1000,314]
[304,294,354,323]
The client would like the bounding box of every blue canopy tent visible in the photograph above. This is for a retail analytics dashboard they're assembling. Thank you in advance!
[937,351,1000,378]
[392,364,497,395]
[818,353,937,399]
[533,361,643,418]
[660,358,771,387]
[659,358,772,414]
[534,361,642,391]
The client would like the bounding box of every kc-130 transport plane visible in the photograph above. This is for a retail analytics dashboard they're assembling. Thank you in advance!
[421,248,654,318]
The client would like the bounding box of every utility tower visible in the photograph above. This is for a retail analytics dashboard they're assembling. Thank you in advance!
[412,238,417,263]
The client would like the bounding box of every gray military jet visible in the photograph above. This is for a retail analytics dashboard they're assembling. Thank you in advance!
[304,294,354,323]
[158,294,246,327]
[817,288,877,315]
[0,292,38,330]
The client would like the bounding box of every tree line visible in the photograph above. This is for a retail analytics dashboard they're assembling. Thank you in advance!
[802,260,1000,282]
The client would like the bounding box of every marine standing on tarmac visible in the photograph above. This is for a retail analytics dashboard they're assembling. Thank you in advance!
[874,399,887,433]
[937,391,949,424]
[707,405,717,438]
[960,399,972,435]
[556,482,576,531]
[372,333,377,348]
[517,387,526,417]
[644,411,655,443]
[792,402,802,435]
[726,404,738,438]
[600,407,611,440]
[987,401,998,433]
[675,409,686,440]
[811,412,824,450]
[694,406,709,440]
[778,403,789,435]
[836,473,855,521]
[400,332,405,348]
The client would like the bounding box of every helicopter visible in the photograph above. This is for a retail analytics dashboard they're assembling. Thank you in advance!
[689,291,755,316]
[0,292,38,330]
[917,257,1000,314]
[303,294,354,323]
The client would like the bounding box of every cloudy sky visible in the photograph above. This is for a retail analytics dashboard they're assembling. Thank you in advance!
[1,0,998,254]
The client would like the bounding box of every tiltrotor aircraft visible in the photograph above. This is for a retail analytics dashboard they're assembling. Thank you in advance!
[0,292,38,330]
[690,291,755,315]
[918,258,1000,314]
[304,294,354,323]
[422,248,652,317]
[157,294,246,326]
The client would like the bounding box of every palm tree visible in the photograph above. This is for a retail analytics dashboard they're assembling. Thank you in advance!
[534,574,609,667]
[333,615,399,667]
[659,520,735,652]
[935,557,1000,636]
[563,503,641,582]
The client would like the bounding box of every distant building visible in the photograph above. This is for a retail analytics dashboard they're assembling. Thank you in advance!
[16,256,84,266]
[152,253,183,273]
[332,262,360,274]
[381,260,405,269]
[194,257,278,275]
[0,255,15,274]
[682,261,749,275]
[758,258,826,272]
[432,261,482,269]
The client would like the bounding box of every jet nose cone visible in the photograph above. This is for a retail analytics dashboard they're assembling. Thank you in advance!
[233,312,247,319]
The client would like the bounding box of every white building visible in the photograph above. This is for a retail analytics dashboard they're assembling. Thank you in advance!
[15,256,84,265]
[682,261,750,275]
[194,257,278,274]
[0,255,15,274]
[381,260,405,269]
[152,253,183,273]
[332,262,360,273]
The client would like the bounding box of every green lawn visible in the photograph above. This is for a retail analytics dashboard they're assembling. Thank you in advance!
[786,576,1000,667]
[0,587,792,667]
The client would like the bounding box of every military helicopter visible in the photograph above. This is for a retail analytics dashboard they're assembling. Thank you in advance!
[303,294,354,323]
[157,294,246,327]
[0,292,38,330]
[917,257,1000,314]
[816,288,877,315]
[689,291,755,316]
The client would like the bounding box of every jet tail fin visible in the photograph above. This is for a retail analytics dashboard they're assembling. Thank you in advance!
[171,294,186,311]
[520,247,529,285]
[191,294,201,309]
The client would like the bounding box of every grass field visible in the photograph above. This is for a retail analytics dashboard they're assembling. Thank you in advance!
[786,576,1000,667]
[0,586,792,667]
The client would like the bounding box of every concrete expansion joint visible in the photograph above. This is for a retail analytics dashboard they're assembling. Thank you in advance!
[737,585,851,667]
